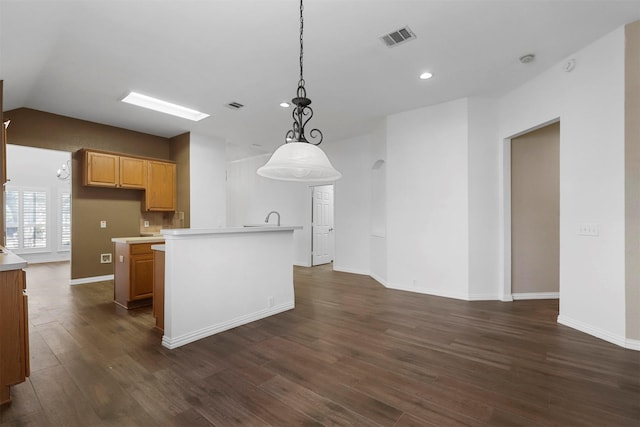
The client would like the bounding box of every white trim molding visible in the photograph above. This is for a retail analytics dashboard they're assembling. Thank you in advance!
[626,339,640,351]
[369,272,388,288]
[558,315,639,351]
[386,282,472,301]
[69,274,114,286]
[332,265,370,276]
[162,302,294,349]
[512,292,560,300]
[467,293,501,301]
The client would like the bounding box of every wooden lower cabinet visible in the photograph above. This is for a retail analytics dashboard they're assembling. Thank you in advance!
[152,248,165,332]
[0,269,29,406]
[114,242,156,309]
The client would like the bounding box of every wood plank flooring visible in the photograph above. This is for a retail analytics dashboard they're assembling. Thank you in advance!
[1,261,639,426]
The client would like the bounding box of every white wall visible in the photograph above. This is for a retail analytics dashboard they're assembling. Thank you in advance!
[226,134,374,271]
[189,133,226,228]
[467,98,500,299]
[324,134,372,275]
[386,99,471,299]
[498,27,628,345]
[221,23,635,349]
[369,121,388,285]
[226,154,311,266]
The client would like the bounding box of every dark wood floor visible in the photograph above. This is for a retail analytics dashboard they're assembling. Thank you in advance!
[1,262,638,426]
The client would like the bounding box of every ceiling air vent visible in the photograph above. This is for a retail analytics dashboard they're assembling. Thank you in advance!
[225,101,244,110]
[380,26,416,47]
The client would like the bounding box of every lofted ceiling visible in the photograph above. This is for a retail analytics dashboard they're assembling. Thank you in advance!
[2,0,640,160]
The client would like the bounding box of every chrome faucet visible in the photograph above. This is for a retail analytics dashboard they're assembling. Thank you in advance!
[265,211,281,226]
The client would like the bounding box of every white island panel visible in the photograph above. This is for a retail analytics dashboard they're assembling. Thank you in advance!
[161,227,298,349]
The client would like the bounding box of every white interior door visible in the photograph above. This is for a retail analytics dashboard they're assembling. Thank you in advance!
[312,185,334,266]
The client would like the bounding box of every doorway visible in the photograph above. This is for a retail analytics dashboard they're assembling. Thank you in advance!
[510,122,560,299]
[311,184,334,266]
[4,145,72,264]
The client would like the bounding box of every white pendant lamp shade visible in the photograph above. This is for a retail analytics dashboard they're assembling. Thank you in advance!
[257,0,341,183]
[257,142,342,182]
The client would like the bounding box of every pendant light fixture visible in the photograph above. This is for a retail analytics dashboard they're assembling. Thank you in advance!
[257,0,342,182]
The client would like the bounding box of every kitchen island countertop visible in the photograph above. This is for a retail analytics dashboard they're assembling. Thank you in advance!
[111,236,165,244]
[0,246,27,272]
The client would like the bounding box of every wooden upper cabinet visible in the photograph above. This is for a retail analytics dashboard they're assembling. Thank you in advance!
[81,149,176,212]
[83,151,119,187]
[145,161,176,211]
[119,157,146,189]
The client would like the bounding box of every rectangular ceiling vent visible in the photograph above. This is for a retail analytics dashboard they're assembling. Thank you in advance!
[380,26,416,47]
[225,101,244,110]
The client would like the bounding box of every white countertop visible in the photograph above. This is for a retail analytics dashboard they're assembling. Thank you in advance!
[0,246,27,271]
[111,236,166,244]
[161,226,302,238]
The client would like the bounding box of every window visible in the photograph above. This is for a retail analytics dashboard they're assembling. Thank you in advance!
[4,187,48,251]
[5,190,19,249]
[59,192,71,249]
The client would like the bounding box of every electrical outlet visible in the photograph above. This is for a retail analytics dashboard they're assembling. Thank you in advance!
[100,220,107,228]
[578,223,599,236]
[100,253,112,263]
[268,296,275,307]
[144,220,150,228]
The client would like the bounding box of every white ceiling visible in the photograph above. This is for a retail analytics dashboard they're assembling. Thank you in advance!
[2,0,639,160]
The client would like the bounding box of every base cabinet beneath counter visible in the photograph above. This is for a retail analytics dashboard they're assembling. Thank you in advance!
[152,246,165,332]
[114,242,157,309]
[0,267,29,406]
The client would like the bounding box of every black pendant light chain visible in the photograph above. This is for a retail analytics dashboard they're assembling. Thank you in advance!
[299,0,304,84]
[285,0,323,145]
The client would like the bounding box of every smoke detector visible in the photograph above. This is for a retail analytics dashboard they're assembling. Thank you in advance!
[380,26,416,47]
[519,54,535,64]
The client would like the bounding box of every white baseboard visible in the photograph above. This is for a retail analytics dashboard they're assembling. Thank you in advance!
[467,293,501,301]
[626,338,640,351]
[332,265,370,276]
[369,272,388,287]
[69,274,114,286]
[512,292,559,300]
[386,283,471,301]
[557,314,639,351]
[162,302,294,349]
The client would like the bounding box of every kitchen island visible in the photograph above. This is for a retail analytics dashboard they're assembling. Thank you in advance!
[160,226,301,349]
[111,236,165,309]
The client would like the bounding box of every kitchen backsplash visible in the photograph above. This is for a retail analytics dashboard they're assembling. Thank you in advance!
[140,211,185,234]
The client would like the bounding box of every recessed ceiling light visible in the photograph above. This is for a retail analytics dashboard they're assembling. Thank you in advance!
[280,102,290,108]
[419,72,433,80]
[121,92,210,121]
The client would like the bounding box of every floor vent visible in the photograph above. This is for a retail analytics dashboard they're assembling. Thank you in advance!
[226,101,244,110]
[380,26,416,47]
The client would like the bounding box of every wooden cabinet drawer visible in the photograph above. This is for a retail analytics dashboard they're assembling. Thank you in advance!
[130,243,153,255]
